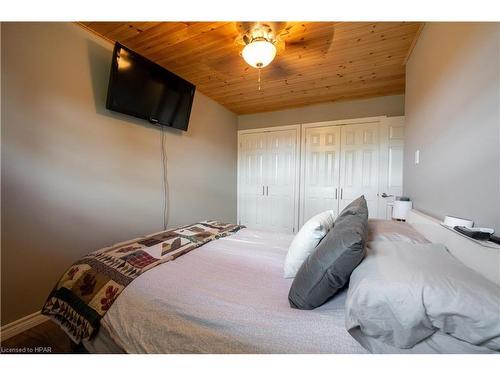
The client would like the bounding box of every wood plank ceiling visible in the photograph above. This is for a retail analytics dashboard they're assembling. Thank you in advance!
[79,22,423,114]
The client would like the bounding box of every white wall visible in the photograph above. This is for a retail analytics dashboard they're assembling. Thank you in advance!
[237,94,405,130]
[1,23,238,324]
[404,23,500,229]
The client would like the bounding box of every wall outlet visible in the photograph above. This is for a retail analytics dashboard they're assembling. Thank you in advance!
[415,150,420,165]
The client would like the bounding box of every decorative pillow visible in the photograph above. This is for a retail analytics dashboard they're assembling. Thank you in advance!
[288,196,368,309]
[283,210,335,278]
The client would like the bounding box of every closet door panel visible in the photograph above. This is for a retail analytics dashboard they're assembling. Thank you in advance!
[339,124,380,217]
[238,133,268,230]
[301,126,341,225]
[377,117,405,218]
[266,129,297,233]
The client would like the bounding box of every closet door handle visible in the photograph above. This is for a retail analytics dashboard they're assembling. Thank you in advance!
[266,186,269,196]
[335,188,338,200]
[262,186,265,196]
[340,188,343,199]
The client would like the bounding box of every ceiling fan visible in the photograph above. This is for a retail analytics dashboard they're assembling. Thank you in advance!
[233,22,336,89]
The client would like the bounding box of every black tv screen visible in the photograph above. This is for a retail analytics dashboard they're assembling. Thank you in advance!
[106,43,196,131]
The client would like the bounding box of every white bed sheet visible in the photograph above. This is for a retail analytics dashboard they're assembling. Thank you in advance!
[92,228,366,354]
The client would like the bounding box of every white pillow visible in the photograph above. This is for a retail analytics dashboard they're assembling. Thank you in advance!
[283,210,335,278]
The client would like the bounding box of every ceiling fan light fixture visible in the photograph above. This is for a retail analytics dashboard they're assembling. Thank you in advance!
[242,38,277,69]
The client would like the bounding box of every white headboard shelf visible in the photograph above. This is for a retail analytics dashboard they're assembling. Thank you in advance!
[439,224,500,249]
[407,209,500,286]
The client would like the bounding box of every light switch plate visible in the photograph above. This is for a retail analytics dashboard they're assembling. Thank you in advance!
[415,150,420,165]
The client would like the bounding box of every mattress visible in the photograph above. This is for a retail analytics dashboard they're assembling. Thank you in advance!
[84,228,367,354]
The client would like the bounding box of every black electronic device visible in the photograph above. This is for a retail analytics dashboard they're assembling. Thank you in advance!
[106,43,196,131]
[453,226,492,241]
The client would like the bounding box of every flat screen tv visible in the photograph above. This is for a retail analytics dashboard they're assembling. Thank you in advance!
[106,43,196,131]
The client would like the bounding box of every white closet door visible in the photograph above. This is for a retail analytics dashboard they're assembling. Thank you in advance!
[238,132,268,230]
[266,129,298,233]
[377,117,405,218]
[301,125,341,226]
[339,123,380,217]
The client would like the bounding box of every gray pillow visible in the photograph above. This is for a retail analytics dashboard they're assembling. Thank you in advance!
[336,195,368,222]
[288,196,368,310]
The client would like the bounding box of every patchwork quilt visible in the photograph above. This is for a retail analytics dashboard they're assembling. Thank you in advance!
[41,221,244,343]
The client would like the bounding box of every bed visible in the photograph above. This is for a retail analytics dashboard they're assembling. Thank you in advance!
[83,228,367,354]
[44,210,499,354]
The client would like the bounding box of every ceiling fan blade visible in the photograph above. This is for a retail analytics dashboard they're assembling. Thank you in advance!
[285,23,336,57]
[204,52,247,78]
[276,22,304,39]
[264,60,297,82]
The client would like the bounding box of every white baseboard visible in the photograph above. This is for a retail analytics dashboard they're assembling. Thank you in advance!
[0,311,50,342]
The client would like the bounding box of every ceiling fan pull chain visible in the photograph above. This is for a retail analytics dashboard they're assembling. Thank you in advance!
[258,68,261,91]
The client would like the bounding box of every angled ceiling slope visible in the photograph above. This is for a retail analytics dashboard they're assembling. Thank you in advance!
[80,22,423,114]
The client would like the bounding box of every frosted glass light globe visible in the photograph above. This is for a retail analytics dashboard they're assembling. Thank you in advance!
[242,40,277,68]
